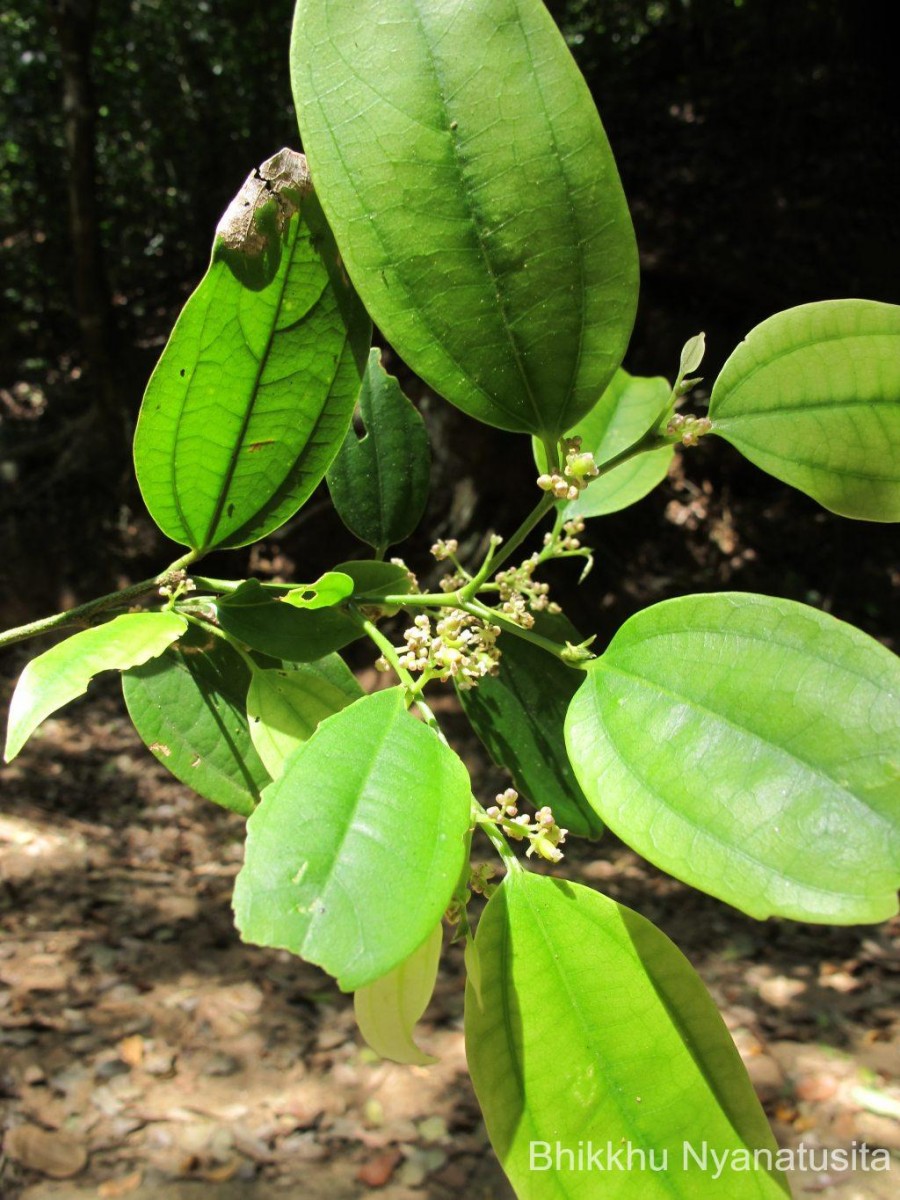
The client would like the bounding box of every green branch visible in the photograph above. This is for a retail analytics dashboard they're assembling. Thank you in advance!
[0,550,201,652]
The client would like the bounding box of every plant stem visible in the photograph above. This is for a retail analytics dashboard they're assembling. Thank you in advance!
[0,549,200,652]
[485,492,557,577]
[474,806,524,872]
[463,598,589,666]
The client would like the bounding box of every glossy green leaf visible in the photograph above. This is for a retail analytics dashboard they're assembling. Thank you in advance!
[246,655,363,777]
[291,0,638,439]
[134,149,371,551]
[457,614,602,838]
[282,571,354,609]
[327,349,431,552]
[4,613,186,762]
[566,592,900,923]
[217,580,360,663]
[466,873,789,1200]
[233,687,472,989]
[535,369,674,516]
[353,921,442,1065]
[709,299,900,521]
[122,623,269,816]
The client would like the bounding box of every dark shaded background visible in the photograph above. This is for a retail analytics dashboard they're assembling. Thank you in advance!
[1,0,897,644]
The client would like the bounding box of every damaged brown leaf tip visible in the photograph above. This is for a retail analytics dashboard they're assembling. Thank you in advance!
[215,148,312,288]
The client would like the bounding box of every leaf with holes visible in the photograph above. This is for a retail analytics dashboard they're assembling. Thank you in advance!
[709,299,900,521]
[217,580,361,663]
[291,0,637,439]
[565,592,900,923]
[134,149,370,551]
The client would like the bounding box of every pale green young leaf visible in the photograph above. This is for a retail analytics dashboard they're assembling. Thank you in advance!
[353,921,442,1066]
[233,688,472,990]
[327,349,431,552]
[134,149,371,551]
[246,655,363,777]
[466,873,789,1199]
[122,622,269,816]
[566,592,900,924]
[291,0,637,440]
[5,612,186,762]
[282,572,354,610]
[709,299,900,521]
[534,369,673,517]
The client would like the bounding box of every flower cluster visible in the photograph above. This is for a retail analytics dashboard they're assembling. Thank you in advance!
[484,788,568,863]
[493,553,560,629]
[543,515,585,554]
[377,609,502,689]
[666,413,713,447]
[430,538,458,562]
[537,436,600,501]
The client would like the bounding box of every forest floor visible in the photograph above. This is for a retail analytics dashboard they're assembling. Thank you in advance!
[1,670,898,1200]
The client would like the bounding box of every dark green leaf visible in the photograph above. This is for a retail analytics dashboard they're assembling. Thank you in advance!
[122,623,269,816]
[233,687,472,990]
[327,349,431,552]
[217,579,360,663]
[334,559,415,602]
[291,0,637,439]
[709,300,900,521]
[5,613,186,762]
[466,873,789,1199]
[134,149,371,551]
[566,592,900,923]
[457,613,602,838]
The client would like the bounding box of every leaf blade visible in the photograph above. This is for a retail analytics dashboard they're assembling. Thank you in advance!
[122,623,269,816]
[233,687,472,989]
[565,592,900,923]
[709,299,900,521]
[5,612,186,762]
[466,873,789,1199]
[134,150,371,550]
[327,349,431,551]
[291,0,638,438]
[353,921,442,1066]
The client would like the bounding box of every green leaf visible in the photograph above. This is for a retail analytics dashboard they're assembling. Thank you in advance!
[565,592,900,923]
[334,559,415,603]
[457,613,603,839]
[327,349,431,552]
[122,623,269,816]
[217,580,360,663]
[353,921,442,1066]
[535,369,674,517]
[246,655,363,777]
[282,571,354,609]
[134,149,371,551]
[466,873,789,1200]
[291,0,637,439]
[4,613,186,762]
[709,299,900,521]
[233,687,472,990]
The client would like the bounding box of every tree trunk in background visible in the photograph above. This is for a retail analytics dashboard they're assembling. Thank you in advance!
[52,0,124,453]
